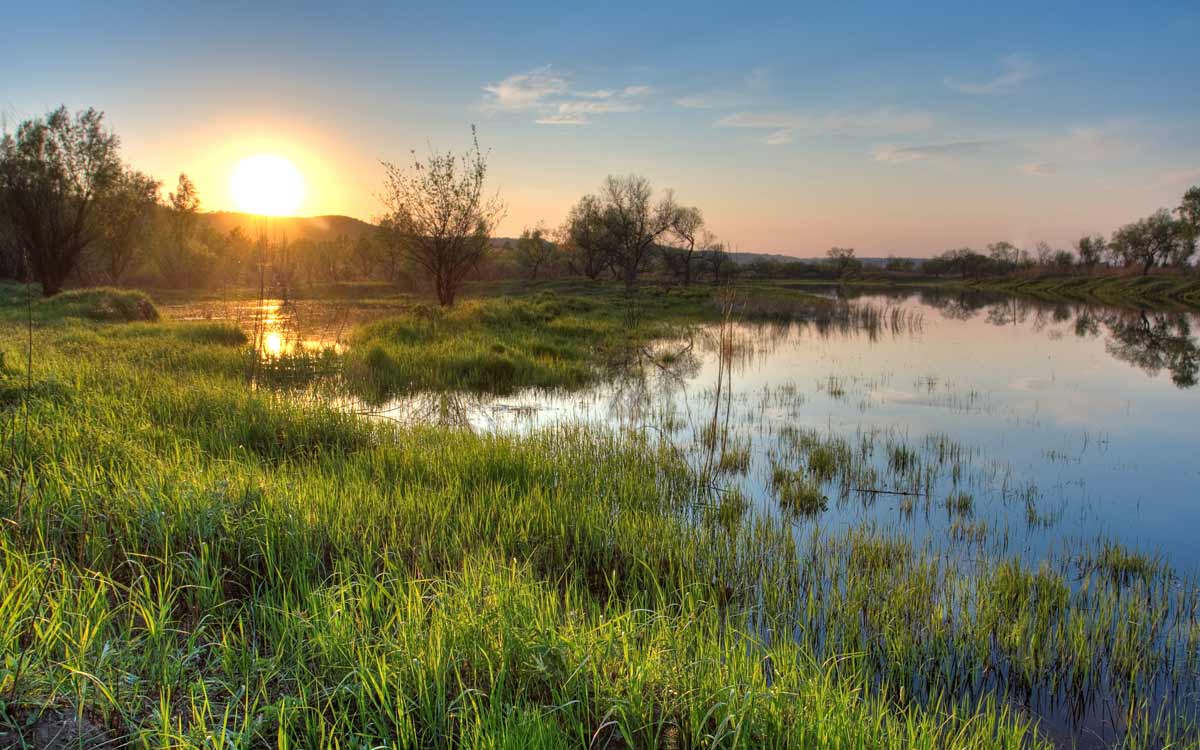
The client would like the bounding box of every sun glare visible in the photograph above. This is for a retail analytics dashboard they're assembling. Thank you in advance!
[229,154,305,216]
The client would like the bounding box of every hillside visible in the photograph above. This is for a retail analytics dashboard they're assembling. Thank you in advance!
[198,212,377,242]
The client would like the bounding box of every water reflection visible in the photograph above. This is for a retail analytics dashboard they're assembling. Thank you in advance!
[168,298,362,357]
[910,289,1200,389]
[1103,310,1198,387]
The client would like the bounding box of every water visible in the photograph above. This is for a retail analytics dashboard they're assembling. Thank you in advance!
[166,288,1200,746]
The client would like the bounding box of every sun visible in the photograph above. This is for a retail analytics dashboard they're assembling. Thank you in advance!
[229,154,305,216]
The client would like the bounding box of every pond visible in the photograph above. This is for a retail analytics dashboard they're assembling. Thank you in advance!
[166,288,1200,747]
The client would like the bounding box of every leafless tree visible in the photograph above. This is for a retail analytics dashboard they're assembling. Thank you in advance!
[596,174,677,289]
[696,230,735,283]
[379,128,504,305]
[663,201,703,285]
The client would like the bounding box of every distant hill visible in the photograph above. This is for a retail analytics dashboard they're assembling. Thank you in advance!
[727,250,806,266]
[198,212,376,243]
[195,216,919,267]
[729,252,919,268]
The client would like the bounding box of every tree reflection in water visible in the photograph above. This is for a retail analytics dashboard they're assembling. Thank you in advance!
[901,289,1200,389]
[1102,310,1198,388]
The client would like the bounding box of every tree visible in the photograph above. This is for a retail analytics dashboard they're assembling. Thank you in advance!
[379,128,504,306]
[825,246,861,276]
[884,255,914,272]
[351,233,382,278]
[374,216,411,283]
[168,173,199,236]
[216,227,253,286]
[1075,234,1106,269]
[695,231,735,283]
[1033,241,1056,266]
[1179,186,1200,264]
[514,224,555,280]
[664,203,703,285]
[560,195,609,279]
[593,174,678,289]
[1110,210,1194,274]
[1051,248,1075,271]
[156,173,214,287]
[0,106,122,295]
[1179,185,1200,231]
[935,247,990,279]
[987,241,1019,273]
[94,168,160,282]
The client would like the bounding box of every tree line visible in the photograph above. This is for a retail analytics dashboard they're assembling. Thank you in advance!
[912,191,1199,280]
[2,106,1198,303]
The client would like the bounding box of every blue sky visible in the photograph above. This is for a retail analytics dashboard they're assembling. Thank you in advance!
[3,1,1199,256]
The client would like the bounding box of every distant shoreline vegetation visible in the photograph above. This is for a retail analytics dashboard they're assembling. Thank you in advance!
[2,106,1198,308]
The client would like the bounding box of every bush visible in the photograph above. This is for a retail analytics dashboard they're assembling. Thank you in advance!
[38,287,159,322]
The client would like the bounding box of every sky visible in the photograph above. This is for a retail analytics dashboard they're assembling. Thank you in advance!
[3,1,1199,257]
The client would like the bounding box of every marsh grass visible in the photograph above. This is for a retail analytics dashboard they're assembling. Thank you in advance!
[0,281,1195,748]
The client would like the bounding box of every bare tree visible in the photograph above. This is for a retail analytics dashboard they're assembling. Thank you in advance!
[560,194,609,279]
[595,174,677,289]
[95,169,160,282]
[514,224,555,280]
[0,106,122,295]
[379,128,504,306]
[696,231,735,283]
[664,201,703,285]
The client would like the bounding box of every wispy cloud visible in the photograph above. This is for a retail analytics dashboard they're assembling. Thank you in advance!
[1019,161,1056,176]
[872,140,993,163]
[557,100,642,115]
[674,93,739,109]
[764,129,794,145]
[534,113,590,126]
[945,54,1038,95]
[482,67,652,125]
[717,108,934,145]
[482,66,567,112]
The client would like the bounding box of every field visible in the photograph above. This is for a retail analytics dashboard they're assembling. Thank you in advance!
[0,280,1196,749]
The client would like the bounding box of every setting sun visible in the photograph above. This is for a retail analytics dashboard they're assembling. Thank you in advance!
[229,154,304,216]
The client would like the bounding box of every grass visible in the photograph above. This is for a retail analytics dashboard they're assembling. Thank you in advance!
[0,280,1195,748]
[769,268,1200,310]
[961,269,1200,308]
